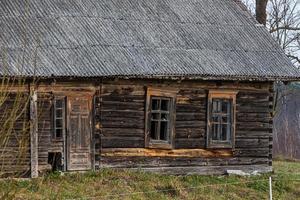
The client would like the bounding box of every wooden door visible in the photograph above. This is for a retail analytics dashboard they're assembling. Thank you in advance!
[67,95,92,171]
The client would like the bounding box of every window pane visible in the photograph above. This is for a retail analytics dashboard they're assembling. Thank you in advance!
[222,100,230,113]
[160,121,168,140]
[56,109,63,118]
[56,99,63,108]
[161,113,169,121]
[56,119,63,128]
[150,121,158,140]
[222,116,228,123]
[212,100,222,113]
[56,129,63,138]
[212,116,219,123]
[161,99,170,111]
[151,113,160,120]
[221,124,229,141]
[212,100,218,112]
[151,99,160,111]
[212,124,219,140]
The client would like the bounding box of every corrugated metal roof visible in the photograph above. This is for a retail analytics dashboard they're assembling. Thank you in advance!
[0,0,299,80]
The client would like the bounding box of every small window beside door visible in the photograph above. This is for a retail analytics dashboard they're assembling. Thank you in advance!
[145,88,176,149]
[150,97,171,141]
[207,91,237,148]
[53,97,66,140]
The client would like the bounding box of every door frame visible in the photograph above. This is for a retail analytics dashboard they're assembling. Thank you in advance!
[64,93,94,171]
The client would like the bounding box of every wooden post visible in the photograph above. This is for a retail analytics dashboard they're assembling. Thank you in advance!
[269,176,272,200]
[30,87,38,178]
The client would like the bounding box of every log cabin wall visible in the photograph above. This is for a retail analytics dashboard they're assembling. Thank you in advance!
[0,91,31,177]
[36,83,96,172]
[97,79,274,174]
[27,79,273,175]
[37,92,60,172]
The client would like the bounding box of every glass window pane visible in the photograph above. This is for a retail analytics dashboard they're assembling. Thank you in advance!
[160,121,168,140]
[56,99,63,108]
[222,100,230,113]
[151,99,160,111]
[212,124,219,140]
[151,113,159,120]
[150,121,158,140]
[212,100,222,113]
[212,100,218,112]
[221,124,229,141]
[161,99,170,111]
[56,119,63,128]
[56,109,63,118]
[161,113,169,121]
[222,116,228,123]
[212,116,219,123]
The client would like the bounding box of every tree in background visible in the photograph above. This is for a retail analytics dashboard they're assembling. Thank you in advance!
[256,0,269,25]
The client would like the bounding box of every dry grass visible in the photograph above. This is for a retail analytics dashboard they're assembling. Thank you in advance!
[0,161,299,200]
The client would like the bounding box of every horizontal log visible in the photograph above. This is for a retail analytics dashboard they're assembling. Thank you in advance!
[176,113,206,121]
[236,122,272,131]
[101,85,145,96]
[175,128,205,138]
[101,165,272,175]
[100,156,269,168]
[234,148,270,157]
[237,106,271,113]
[101,95,145,103]
[100,117,144,124]
[102,101,144,111]
[175,121,206,128]
[236,138,269,148]
[178,89,206,96]
[236,131,271,138]
[101,137,144,148]
[101,79,271,91]
[101,121,144,129]
[176,97,206,105]
[176,105,206,113]
[101,110,144,119]
[102,128,144,137]
[175,138,205,149]
[101,148,233,158]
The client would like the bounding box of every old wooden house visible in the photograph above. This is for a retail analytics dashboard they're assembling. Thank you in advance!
[1,0,300,177]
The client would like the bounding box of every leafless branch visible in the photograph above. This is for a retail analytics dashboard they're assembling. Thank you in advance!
[270,25,300,33]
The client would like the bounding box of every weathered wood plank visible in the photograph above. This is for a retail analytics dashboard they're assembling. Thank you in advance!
[100,156,269,168]
[100,165,272,175]
[101,137,144,148]
[101,148,233,158]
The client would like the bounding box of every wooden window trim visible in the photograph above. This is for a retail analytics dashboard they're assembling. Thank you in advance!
[207,90,238,149]
[52,96,66,141]
[145,88,177,149]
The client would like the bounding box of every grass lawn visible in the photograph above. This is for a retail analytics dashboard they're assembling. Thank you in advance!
[0,161,299,200]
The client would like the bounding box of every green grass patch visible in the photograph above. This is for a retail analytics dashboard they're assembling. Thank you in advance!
[0,161,299,200]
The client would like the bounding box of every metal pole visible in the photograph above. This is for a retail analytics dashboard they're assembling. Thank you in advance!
[269,177,273,200]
